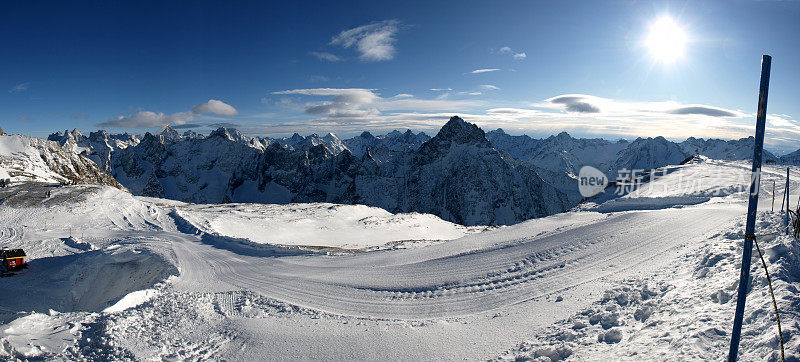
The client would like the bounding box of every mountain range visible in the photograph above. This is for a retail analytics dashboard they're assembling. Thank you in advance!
[7,115,793,226]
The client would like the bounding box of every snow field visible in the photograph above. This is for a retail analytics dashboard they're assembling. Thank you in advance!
[1,160,799,360]
[498,212,800,361]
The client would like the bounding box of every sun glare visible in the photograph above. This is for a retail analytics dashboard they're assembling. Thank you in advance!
[646,16,687,63]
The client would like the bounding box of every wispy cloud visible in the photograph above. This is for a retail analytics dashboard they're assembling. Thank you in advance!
[548,95,600,113]
[171,123,205,129]
[542,94,744,118]
[667,106,737,117]
[207,122,242,129]
[330,20,401,61]
[480,84,500,90]
[273,88,380,118]
[498,46,526,60]
[430,88,453,91]
[10,82,30,93]
[269,87,481,121]
[310,52,343,62]
[253,91,798,152]
[470,68,500,74]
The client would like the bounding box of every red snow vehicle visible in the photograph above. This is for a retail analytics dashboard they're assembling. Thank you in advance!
[0,248,26,276]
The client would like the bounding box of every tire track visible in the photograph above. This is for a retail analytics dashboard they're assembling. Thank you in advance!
[169,205,741,319]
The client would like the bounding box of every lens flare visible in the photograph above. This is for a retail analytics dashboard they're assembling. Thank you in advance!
[646,16,687,63]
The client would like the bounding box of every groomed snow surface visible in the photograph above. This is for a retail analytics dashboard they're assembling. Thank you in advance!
[1,159,800,360]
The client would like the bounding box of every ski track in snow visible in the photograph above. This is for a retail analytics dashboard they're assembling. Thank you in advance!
[169,206,738,319]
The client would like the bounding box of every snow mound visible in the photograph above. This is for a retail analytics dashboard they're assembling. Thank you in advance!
[172,202,486,251]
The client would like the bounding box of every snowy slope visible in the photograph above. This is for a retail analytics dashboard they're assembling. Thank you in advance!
[1,160,798,360]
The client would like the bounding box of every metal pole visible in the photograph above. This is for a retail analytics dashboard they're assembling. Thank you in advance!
[729,54,771,362]
[785,168,790,234]
[781,180,789,212]
[772,180,775,211]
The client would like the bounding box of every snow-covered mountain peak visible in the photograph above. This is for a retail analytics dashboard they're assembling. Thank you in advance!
[434,116,491,146]
[182,130,203,139]
[157,125,181,141]
[88,130,110,142]
[207,127,246,142]
[555,131,572,140]
[0,134,124,188]
[323,132,339,141]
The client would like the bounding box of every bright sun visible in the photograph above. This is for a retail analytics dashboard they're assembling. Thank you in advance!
[646,16,687,63]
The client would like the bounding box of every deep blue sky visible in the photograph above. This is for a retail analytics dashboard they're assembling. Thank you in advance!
[2,0,799,152]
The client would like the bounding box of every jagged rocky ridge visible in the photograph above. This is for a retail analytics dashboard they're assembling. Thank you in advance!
[93,117,570,225]
[486,129,782,176]
[0,134,124,189]
[44,117,796,226]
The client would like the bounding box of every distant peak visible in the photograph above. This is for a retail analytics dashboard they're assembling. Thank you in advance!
[359,131,374,139]
[158,125,180,139]
[494,128,506,134]
[208,127,232,140]
[435,116,489,145]
[446,115,466,125]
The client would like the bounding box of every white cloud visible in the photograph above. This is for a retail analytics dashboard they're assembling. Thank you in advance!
[310,52,343,62]
[99,98,236,128]
[470,68,500,74]
[330,20,401,61]
[192,99,239,116]
[480,84,500,90]
[9,82,29,93]
[430,88,453,91]
[99,111,194,128]
[394,93,414,98]
[499,46,527,60]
